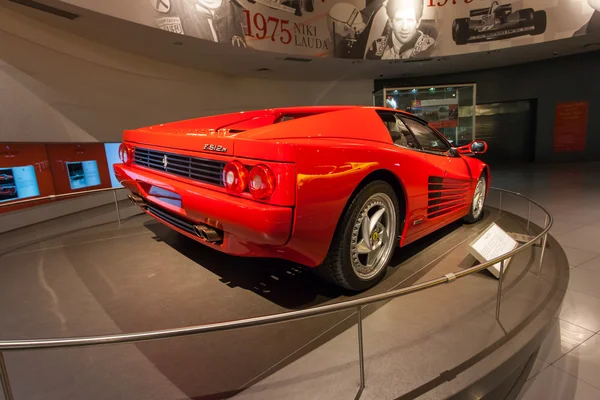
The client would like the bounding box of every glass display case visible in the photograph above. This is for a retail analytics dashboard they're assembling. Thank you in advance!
[378,84,477,147]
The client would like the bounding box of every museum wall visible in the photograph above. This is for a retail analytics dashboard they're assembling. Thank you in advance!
[0,10,372,233]
[0,10,372,144]
[375,50,600,163]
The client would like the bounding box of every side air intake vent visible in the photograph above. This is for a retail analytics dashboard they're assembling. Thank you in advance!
[8,0,79,20]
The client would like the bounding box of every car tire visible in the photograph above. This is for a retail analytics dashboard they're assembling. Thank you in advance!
[463,175,487,224]
[316,181,400,291]
[532,10,547,35]
[517,8,535,22]
[453,18,470,45]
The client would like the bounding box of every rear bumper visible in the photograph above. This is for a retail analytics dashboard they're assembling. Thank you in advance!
[114,163,293,256]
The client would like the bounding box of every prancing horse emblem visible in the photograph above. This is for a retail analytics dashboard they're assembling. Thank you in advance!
[162,154,168,170]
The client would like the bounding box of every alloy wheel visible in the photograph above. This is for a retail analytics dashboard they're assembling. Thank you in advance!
[472,177,486,219]
[350,193,397,280]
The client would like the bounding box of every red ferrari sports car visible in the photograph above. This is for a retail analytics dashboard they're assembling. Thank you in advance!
[115,106,489,291]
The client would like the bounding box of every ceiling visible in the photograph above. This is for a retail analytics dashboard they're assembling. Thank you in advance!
[2,0,600,81]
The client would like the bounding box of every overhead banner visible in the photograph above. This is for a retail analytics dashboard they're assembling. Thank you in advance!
[62,0,599,59]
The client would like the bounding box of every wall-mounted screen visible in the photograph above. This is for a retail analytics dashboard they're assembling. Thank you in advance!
[66,160,101,190]
[104,143,123,188]
[0,166,40,203]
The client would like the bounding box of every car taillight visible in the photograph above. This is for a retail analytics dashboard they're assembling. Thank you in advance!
[118,144,133,165]
[248,164,276,200]
[223,161,248,193]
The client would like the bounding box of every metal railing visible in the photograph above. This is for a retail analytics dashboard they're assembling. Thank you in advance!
[0,186,127,226]
[0,188,552,400]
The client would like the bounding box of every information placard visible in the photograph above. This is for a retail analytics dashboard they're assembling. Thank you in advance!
[469,223,519,279]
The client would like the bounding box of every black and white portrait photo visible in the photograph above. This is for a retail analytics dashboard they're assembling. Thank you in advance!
[574,0,600,36]
[152,0,246,47]
[365,0,436,60]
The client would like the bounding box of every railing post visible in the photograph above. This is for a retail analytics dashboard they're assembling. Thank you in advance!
[538,237,548,277]
[495,260,505,320]
[526,201,531,231]
[357,307,365,398]
[536,215,549,276]
[113,190,121,226]
[0,352,14,400]
[498,191,503,214]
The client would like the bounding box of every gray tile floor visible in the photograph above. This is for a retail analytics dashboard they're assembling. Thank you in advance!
[1,162,599,400]
[488,163,600,399]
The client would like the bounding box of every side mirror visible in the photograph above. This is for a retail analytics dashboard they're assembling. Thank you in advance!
[470,140,487,154]
[456,140,488,155]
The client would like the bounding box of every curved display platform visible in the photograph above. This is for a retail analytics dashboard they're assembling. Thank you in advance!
[0,204,568,400]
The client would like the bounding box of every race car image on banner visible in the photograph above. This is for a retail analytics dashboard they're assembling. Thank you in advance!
[452,1,546,45]
[60,0,600,59]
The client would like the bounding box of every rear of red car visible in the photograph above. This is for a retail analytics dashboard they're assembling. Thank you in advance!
[113,107,351,258]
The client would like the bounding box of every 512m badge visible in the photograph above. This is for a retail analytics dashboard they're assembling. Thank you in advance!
[203,144,228,153]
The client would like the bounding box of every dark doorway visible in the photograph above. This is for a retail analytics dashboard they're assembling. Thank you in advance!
[475,99,536,166]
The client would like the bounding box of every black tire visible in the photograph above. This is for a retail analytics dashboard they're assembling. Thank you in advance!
[316,181,400,291]
[532,10,547,35]
[463,175,487,224]
[453,18,470,45]
[517,8,535,22]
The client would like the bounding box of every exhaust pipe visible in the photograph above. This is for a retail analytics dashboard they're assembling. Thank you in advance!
[128,193,147,209]
[193,224,222,243]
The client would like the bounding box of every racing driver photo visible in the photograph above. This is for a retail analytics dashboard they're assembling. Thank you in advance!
[151,0,246,47]
[365,0,436,60]
[574,0,600,36]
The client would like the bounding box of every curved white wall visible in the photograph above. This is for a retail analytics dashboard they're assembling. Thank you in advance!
[0,8,372,143]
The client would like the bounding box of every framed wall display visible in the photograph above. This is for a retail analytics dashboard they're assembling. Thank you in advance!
[0,144,55,213]
[553,101,588,153]
[46,143,112,195]
[0,142,121,214]
[104,143,125,188]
